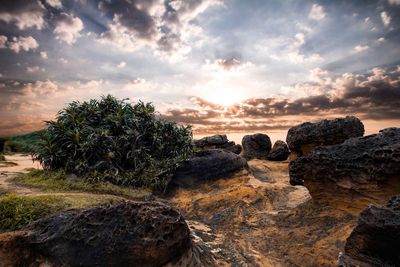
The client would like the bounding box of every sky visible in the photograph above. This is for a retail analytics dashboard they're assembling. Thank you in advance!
[0,0,400,138]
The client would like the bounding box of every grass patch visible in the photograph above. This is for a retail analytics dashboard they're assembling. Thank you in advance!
[0,194,67,231]
[0,187,7,197]
[13,169,151,200]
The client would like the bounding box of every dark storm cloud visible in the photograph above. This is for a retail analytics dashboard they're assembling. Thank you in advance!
[164,66,400,132]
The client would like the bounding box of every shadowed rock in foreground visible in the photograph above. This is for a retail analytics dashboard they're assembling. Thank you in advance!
[172,149,248,188]
[194,134,242,154]
[343,195,400,267]
[286,116,364,155]
[0,202,191,267]
[242,133,271,159]
[267,140,290,161]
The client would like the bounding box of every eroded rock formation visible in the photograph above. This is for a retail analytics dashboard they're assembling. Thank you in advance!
[242,133,271,159]
[0,202,191,267]
[289,127,400,212]
[286,116,364,155]
[172,149,248,188]
[267,140,290,161]
[343,195,400,267]
[194,134,242,154]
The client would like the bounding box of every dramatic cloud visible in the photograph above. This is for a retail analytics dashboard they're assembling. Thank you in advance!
[40,51,48,59]
[0,35,6,48]
[98,0,222,59]
[0,0,45,30]
[354,44,369,53]
[117,61,126,68]
[53,13,84,44]
[164,66,400,133]
[46,0,63,9]
[388,0,400,4]
[308,4,326,21]
[7,36,39,53]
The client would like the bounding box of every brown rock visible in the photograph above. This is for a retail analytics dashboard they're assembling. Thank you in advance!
[242,133,271,159]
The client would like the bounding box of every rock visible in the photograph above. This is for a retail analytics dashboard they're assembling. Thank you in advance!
[286,116,364,155]
[289,127,400,187]
[172,149,248,188]
[289,128,400,213]
[343,195,400,267]
[267,140,290,161]
[0,202,191,267]
[194,134,242,154]
[242,133,272,159]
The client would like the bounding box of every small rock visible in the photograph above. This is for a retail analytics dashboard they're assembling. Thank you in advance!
[194,135,242,154]
[267,140,290,161]
[242,133,272,159]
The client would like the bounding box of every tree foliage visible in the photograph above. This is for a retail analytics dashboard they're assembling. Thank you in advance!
[32,95,193,190]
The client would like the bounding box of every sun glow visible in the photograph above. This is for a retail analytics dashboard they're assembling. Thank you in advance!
[205,87,245,106]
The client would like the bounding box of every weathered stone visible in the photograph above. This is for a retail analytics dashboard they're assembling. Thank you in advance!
[286,116,364,155]
[343,195,400,267]
[194,134,228,148]
[289,127,400,187]
[0,202,191,267]
[172,149,248,187]
[289,128,400,213]
[267,140,290,161]
[242,133,271,159]
[194,135,242,154]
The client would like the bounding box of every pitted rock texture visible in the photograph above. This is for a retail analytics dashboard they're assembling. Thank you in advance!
[0,202,191,267]
[289,127,400,188]
[172,149,248,188]
[343,195,400,267]
[286,116,364,155]
[194,134,242,154]
[242,133,272,159]
[267,140,290,161]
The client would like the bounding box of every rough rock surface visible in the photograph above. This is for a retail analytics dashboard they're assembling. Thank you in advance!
[343,195,400,267]
[242,133,271,159]
[267,140,290,161]
[286,116,364,155]
[194,134,242,154]
[0,202,191,267]
[290,127,400,187]
[172,149,248,188]
[289,128,400,212]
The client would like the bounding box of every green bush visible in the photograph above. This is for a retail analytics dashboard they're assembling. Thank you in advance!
[32,95,193,190]
[0,194,66,231]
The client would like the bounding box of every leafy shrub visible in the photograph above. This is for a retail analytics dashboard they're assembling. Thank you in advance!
[0,194,66,231]
[32,95,193,190]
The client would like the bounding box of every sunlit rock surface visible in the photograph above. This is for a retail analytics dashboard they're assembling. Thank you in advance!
[343,195,400,267]
[286,116,364,156]
[168,159,359,266]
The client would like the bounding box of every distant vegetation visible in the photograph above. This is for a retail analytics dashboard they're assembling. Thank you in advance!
[0,131,43,153]
[32,95,193,191]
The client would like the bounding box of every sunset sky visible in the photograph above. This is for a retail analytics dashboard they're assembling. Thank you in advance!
[0,0,399,137]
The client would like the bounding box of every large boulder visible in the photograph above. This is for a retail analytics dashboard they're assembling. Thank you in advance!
[289,127,400,187]
[194,134,242,154]
[242,133,271,159]
[286,116,364,155]
[267,140,290,161]
[289,128,400,212]
[172,149,248,188]
[343,195,400,267]
[0,202,191,267]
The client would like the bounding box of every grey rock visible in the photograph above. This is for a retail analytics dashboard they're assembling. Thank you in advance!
[286,116,364,155]
[194,134,242,154]
[267,140,290,161]
[242,133,272,159]
[173,149,248,188]
[343,195,400,267]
